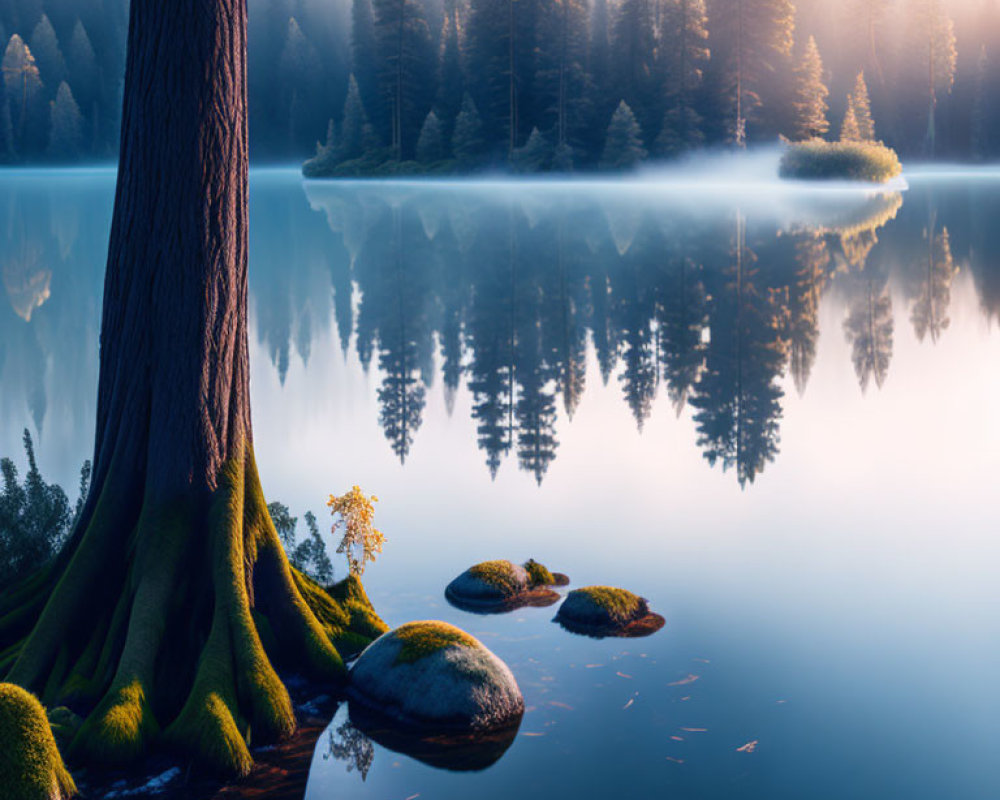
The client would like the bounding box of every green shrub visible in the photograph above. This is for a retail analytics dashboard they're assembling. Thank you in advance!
[779,140,902,183]
[0,431,90,586]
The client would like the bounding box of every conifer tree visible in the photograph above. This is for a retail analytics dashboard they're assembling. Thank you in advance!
[790,36,828,140]
[601,100,646,170]
[535,0,589,152]
[47,80,82,159]
[611,0,658,139]
[416,109,445,162]
[587,0,615,151]
[373,0,436,160]
[657,0,709,155]
[2,34,42,139]
[279,17,322,153]
[0,75,13,161]
[849,71,875,141]
[706,0,795,146]
[340,73,369,161]
[971,46,990,161]
[66,20,98,114]
[351,0,381,129]
[452,92,486,165]
[840,98,861,141]
[28,13,63,92]
[436,8,464,143]
[911,0,956,156]
[511,126,550,171]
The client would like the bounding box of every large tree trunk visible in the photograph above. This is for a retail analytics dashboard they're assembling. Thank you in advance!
[0,0,382,778]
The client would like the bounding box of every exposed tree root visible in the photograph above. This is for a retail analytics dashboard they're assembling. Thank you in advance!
[0,441,387,777]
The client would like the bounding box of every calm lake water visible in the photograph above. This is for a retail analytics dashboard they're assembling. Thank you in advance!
[1,166,998,799]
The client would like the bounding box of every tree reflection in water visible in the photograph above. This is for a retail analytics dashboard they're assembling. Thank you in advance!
[324,717,375,782]
[10,175,1000,489]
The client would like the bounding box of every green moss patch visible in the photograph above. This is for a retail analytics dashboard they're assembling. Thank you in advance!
[467,561,523,595]
[779,140,902,183]
[393,622,479,665]
[574,587,644,624]
[522,560,555,587]
[0,683,76,799]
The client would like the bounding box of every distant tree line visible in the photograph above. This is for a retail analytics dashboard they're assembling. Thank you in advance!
[0,0,998,166]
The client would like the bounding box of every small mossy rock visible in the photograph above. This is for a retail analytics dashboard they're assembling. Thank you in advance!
[446,559,567,612]
[556,586,664,638]
[0,684,76,800]
[348,621,524,732]
[447,560,530,604]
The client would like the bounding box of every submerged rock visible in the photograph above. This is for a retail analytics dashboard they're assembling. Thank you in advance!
[445,559,569,613]
[347,621,524,733]
[555,586,665,638]
[0,683,76,800]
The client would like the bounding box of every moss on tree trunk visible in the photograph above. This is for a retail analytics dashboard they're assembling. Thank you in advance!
[0,0,385,779]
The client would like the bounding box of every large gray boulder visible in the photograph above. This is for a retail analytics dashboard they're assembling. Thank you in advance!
[347,621,524,732]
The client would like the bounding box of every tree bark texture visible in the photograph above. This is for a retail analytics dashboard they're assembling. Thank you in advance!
[0,0,385,778]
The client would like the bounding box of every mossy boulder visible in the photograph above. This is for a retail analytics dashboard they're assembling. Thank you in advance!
[555,586,665,638]
[0,684,76,800]
[445,559,569,612]
[347,621,524,733]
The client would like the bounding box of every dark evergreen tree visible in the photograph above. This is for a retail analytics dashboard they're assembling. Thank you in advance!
[416,109,445,162]
[47,80,82,159]
[610,0,658,140]
[586,0,615,156]
[279,17,323,153]
[535,0,589,155]
[28,13,63,93]
[656,0,710,155]
[435,6,464,144]
[600,100,646,170]
[705,0,795,145]
[373,0,435,159]
[511,126,550,171]
[351,0,381,131]
[340,73,369,161]
[452,92,486,166]
[66,20,98,141]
